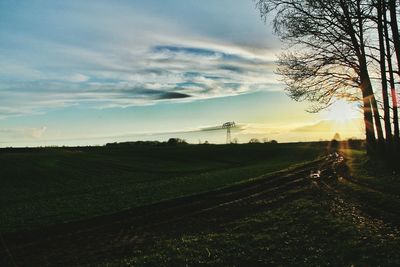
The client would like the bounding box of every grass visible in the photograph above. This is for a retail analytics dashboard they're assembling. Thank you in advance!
[99,191,400,267]
[335,148,400,223]
[3,143,400,266]
[341,148,400,194]
[96,147,400,267]
[0,142,324,232]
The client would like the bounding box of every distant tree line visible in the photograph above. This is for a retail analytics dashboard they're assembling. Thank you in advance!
[248,138,278,144]
[106,138,281,147]
[106,138,188,147]
[256,0,400,160]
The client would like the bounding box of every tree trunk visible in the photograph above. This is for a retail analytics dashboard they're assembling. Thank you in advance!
[370,90,385,146]
[384,0,400,149]
[389,0,400,74]
[340,0,380,149]
[361,90,377,151]
[359,66,382,149]
[377,0,393,145]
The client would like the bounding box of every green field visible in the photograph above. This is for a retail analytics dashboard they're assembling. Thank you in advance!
[102,196,400,266]
[99,149,400,266]
[0,142,325,232]
[2,144,400,266]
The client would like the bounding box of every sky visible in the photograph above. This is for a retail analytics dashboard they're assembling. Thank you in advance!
[0,0,364,146]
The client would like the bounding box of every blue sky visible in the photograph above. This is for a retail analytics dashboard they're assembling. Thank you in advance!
[0,0,363,146]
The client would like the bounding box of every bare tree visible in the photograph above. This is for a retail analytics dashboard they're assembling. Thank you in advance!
[384,0,400,146]
[256,0,384,150]
[389,0,400,74]
[376,0,393,144]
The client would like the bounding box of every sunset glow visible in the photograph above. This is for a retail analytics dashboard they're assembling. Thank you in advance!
[322,100,361,123]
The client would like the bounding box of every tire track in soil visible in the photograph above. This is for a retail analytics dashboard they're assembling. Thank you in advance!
[0,159,327,267]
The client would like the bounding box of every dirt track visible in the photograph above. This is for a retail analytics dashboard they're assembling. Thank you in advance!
[0,154,379,267]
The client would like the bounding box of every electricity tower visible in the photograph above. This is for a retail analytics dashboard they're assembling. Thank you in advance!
[222,122,236,144]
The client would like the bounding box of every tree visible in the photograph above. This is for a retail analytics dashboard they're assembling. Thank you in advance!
[367,0,400,152]
[256,0,385,151]
[333,132,342,141]
[249,138,260,144]
[388,0,400,75]
[383,1,400,146]
[376,0,392,145]
[167,138,187,145]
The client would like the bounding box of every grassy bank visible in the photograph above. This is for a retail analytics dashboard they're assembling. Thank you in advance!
[342,149,400,194]
[336,149,400,225]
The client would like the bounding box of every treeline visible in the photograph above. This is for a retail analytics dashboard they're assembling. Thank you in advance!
[256,0,400,158]
[106,138,188,147]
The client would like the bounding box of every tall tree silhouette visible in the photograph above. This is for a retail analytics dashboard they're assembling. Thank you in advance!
[256,0,385,151]
[384,0,400,146]
[389,0,400,74]
[376,0,392,145]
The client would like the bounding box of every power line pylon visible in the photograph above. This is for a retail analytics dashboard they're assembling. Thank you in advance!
[222,122,235,144]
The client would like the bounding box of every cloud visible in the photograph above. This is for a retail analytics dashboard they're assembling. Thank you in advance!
[290,119,364,139]
[0,42,279,118]
[199,123,246,132]
[30,126,47,138]
[291,120,362,133]
[292,121,336,133]
[0,0,280,119]
[66,74,90,83]
[156,92,191,100]
[151,45,250,62]
[152,46,222,57]
[0,126,47,139]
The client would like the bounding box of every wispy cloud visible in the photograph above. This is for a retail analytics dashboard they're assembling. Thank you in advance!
[0,126,47,139]
[0,0,280,119]
[0,42,279,118]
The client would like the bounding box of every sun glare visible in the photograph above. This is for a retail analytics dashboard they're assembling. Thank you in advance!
[322,100,361,123]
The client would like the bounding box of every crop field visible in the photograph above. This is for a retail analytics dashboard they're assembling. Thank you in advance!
[1,143,400,267]
[0,142,324,232]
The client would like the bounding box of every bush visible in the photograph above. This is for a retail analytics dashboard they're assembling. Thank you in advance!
[167,138,188,145]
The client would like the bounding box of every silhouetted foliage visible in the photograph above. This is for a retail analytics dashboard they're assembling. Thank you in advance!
[256,0,400,156]
[167,138,188,145]
[347,138,365,149]
[333,133,341,141]
[106,141,162,147]
[249,138,260,144]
